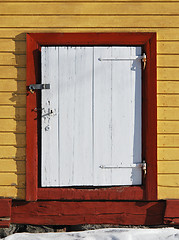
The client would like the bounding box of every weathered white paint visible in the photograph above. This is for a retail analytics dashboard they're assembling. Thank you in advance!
[41,46,142,187]
[41,47,59,186]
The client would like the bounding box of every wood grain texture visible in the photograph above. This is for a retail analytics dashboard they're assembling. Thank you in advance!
[0,173,25,188]
[0,133,26,147]
[2,0,179,2]
[0,160,25,173]
[0,146,25,160]
[158,56,179,68]
[42,46,142,187]
[164,200,179,225]
[158,186,179,199]
[157,95,179,107]
[1,16,179,28]
[158,175,179,187]
[0,93,26,106]
[0,0,178,201]
[0,199,11,227]
[0,40,26,54]
[1,28,179,40]
[1,2,179,15]
[158,81,179,94]
[27,33,157,201]
[157,68,179,81]
[158,121,179,133]
[0,186,25,199]
[0,53,26,67]
[0,107,26,120]
[38,186,144,200]
[0,80,26,93]
[158,135,179,147]
[158,148,179,160]
[0,119,25,132]
[158,107,179,121]
[158,161,179,174]
[11,201,165,226]
[0,66,26,80]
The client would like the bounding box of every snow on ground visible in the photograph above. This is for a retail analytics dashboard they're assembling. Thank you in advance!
[3,228,179,240]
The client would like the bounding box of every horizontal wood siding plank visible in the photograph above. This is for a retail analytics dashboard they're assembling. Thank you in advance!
[0,107,26,120]
[158,161,179,174]
[157,95,179,107]
[158,121,179,133]
[0,186,25,199]
[2,0,179,2]
[158,81,179,94]
[0,119,25,133]
[1,16,179,28]
[0,53,26,67]
[0,160,25,173]
[0,80,26,93]
[158,187,179,199]
[0,146,25,160]
[0,173,25,188]
[158,174,179,187]
[158,148,179,160]
[158,68,179,81]
[1,3,179,15]
[158,42,179,54]
[0,66,25,80]
[0,40,26,54]
[0,133,26,147]
[158,56,179,68]
[0,93,26,107]
[1,28,179,40]
[158,135,179,147]
[158,107,179,120]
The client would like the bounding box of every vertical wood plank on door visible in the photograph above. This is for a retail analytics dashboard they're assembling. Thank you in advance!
[111,46,142,185]
[41,47,59,187]
[94,47,113,185]
[94,46,142,186]
[58,47,93,186]
[58,47,76,186]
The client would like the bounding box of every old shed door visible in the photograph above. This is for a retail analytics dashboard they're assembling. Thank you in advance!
[41,46,142,187]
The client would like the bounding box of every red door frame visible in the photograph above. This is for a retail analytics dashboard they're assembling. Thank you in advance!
[26,33,157,201]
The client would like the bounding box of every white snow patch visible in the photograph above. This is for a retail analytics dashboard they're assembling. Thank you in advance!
[3,228,179,240]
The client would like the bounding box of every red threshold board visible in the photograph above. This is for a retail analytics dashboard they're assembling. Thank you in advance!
[11,201,165,226]
[1,200,179,227]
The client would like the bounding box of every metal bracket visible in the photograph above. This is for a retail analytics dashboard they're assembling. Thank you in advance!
[28,84,50,93]
[99,160,147,175]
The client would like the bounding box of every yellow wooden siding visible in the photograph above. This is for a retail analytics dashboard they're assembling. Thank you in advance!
[0,1,179,200]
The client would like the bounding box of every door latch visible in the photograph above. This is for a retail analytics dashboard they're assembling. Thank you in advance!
[28,84,50,93]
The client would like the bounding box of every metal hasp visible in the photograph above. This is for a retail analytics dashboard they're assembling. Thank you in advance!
[29,84,50,91]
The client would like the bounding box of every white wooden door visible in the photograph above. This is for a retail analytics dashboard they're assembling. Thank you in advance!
[41,46,142,187]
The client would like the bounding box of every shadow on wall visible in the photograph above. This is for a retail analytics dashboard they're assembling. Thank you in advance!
[8,33,27,199]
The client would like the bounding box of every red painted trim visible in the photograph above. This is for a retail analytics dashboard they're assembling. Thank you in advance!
[164,200,179,225]
[38,186,144,200]
[26,34,40,201]
[145,34,157,200]
[26,33,157,201]
[1,199,179,227]
[11,200,165,226]
[0,199,12,228]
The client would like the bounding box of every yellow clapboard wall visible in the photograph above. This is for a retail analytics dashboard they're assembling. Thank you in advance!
[0,1,179,200]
